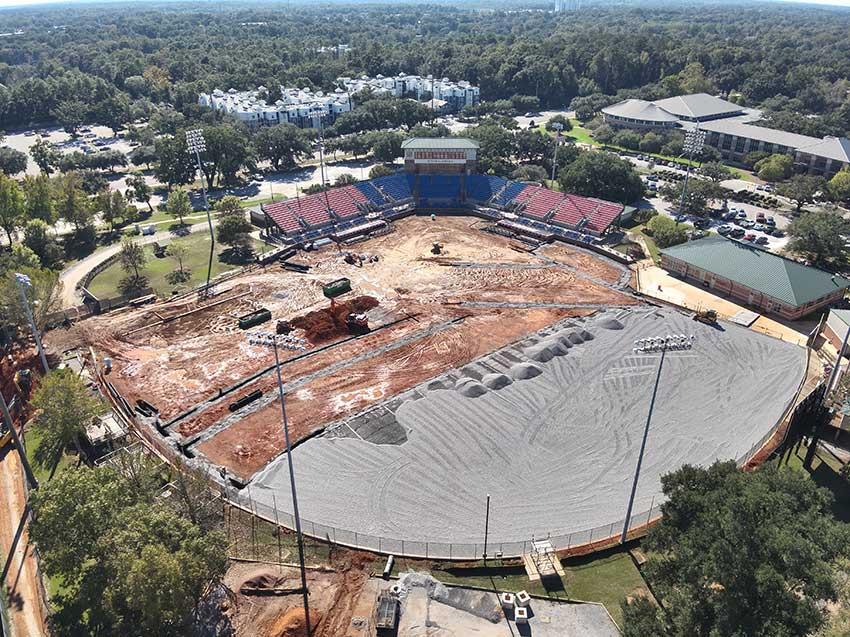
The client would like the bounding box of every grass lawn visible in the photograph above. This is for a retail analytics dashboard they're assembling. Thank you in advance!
[397,546,646,626]
[87,233,268,299]
[624,222,661,263]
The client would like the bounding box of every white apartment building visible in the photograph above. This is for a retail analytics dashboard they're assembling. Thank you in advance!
[198,73,479,130]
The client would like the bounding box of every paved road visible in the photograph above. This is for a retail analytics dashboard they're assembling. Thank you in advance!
[58,219,217,308]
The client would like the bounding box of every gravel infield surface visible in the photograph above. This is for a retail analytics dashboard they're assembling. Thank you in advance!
[252,307,806,546]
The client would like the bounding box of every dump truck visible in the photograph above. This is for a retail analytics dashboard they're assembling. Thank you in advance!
[694,308,718,325]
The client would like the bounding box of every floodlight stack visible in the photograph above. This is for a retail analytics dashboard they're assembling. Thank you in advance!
[185,129,215,298]
[676,126,706,222]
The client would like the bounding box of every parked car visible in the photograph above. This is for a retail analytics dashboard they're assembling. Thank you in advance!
[717,224,732,235]
[729,227,746,238]
[765,216,776,226]
[755,236,770,245]
[693,217,711,229]
[743,233,756,242]
[771,228,785,237]
[753,223,767,232]
[737,211,748,219]
[741,219,756,229]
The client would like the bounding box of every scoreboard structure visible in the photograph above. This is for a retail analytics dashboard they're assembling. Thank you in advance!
[402,138,479,174]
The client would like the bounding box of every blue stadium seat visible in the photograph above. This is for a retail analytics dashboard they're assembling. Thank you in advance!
[372,174,413,202]
[493,181,528,206]
[355,181,386,207]
[467,174,507,203]
[417,175,462,207]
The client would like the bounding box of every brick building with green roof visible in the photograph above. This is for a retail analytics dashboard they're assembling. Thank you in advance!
[660,236,850,320]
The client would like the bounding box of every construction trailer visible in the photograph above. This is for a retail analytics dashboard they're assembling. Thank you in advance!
[375,590,399,634]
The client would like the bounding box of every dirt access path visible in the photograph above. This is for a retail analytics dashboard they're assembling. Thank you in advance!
[0,445,47,637]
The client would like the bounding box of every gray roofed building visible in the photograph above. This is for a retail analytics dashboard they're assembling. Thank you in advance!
[651,93,744,121]
[660,236,850,320]
[699,119,820,150]
[797,136,850,164]
[600,99,679,128]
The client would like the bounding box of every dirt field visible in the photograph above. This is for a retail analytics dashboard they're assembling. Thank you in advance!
[64,216,637,480]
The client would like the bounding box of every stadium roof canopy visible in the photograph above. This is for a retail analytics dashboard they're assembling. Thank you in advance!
[660,236,850,307]
[651,93,743,120]
[600,99,679,123]
[401,137,480,150]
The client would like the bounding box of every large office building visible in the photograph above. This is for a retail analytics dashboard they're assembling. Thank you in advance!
[198,74,479,130]
[660,236,850,320]
[601,93,850,177]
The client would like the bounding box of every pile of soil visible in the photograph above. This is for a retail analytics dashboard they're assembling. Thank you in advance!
[290,296,379,344]
[265,607,321,637]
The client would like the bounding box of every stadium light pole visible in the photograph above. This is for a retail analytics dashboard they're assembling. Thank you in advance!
[0,388,38,490]
[620,333,695,544]
[676,126,706,224]
[246,331,312,634]
[15,273,48,374]
[550,122,564,183]
[185,129,215,298]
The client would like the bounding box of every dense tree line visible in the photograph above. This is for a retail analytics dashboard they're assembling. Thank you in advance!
[1,2,850,140]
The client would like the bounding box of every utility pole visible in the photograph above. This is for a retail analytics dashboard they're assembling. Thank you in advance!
[482,494,491,561]
[247,332,312,634]
[621,334,695,544]
[550,122,564,183]
[0,389,38,490]
[15,273,48,374]
[185,130,215,298]
[676,126,705,223]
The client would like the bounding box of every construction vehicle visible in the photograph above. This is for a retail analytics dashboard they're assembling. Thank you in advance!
[431,242,443,255]
[346,312,369,335]
[694,308,718,325]
[344,252,364,267]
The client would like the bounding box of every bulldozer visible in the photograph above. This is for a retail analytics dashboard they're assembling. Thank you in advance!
[694,308,718,325]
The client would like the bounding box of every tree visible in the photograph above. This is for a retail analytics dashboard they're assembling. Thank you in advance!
[0,172,25,245]
[743,150,771,169]
[645,214,688,247]
[369,131,404,163]
[334,173,358,186]
[515,129,553,163]
[199,123,255,188]
[511,164,548,183]
[0,146,27,175]
[97,93,131,136]
[31,368,105,462]
[623,461,848,637]
[787,209,850,266]
[777,174,826,212]
[559,151,644,204]
[154,134,195,187]
[639,132,662,154]
[23,219,63,269]
[545,114,573,132]
[52,99,87,135]
[166,240,191,284]
[96,189,127,232]
[126,174,154,213]
[592,124,615,144]
[828,167,850,205]
[29,465,227,636]
[612,129,641,150]
[216,196,254,262]
[166,187,192,225]
[369,164,396,179]
[0,265,62,332]
[118,238,148,293]
[699,161,732,183]
[254,123,313,171]
[660,179,725,216]
[755,154,793,182]
[22,175,55,224]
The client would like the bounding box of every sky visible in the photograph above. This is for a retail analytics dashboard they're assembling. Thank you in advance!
[0,0,849,9]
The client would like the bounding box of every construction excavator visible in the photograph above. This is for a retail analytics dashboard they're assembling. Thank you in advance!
[431,242,443,255]
[694,308,718,325]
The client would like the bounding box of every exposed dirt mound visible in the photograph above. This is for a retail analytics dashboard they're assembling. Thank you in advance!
[290,296,379,343]
[265,607,321,637]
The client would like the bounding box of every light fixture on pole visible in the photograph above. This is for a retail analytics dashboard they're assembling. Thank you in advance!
[620,332,695,544]
[14,273,48,374]
[246,331,312,634]
[0,388,38,490]
[676,126,706,223]
[185,129,215,298]
[550,122,565,183]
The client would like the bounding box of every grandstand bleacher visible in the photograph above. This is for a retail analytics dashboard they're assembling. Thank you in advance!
[261,171,624,246]
[355,181,387,207]
[467,174,507,203]
[372,174,413,202]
